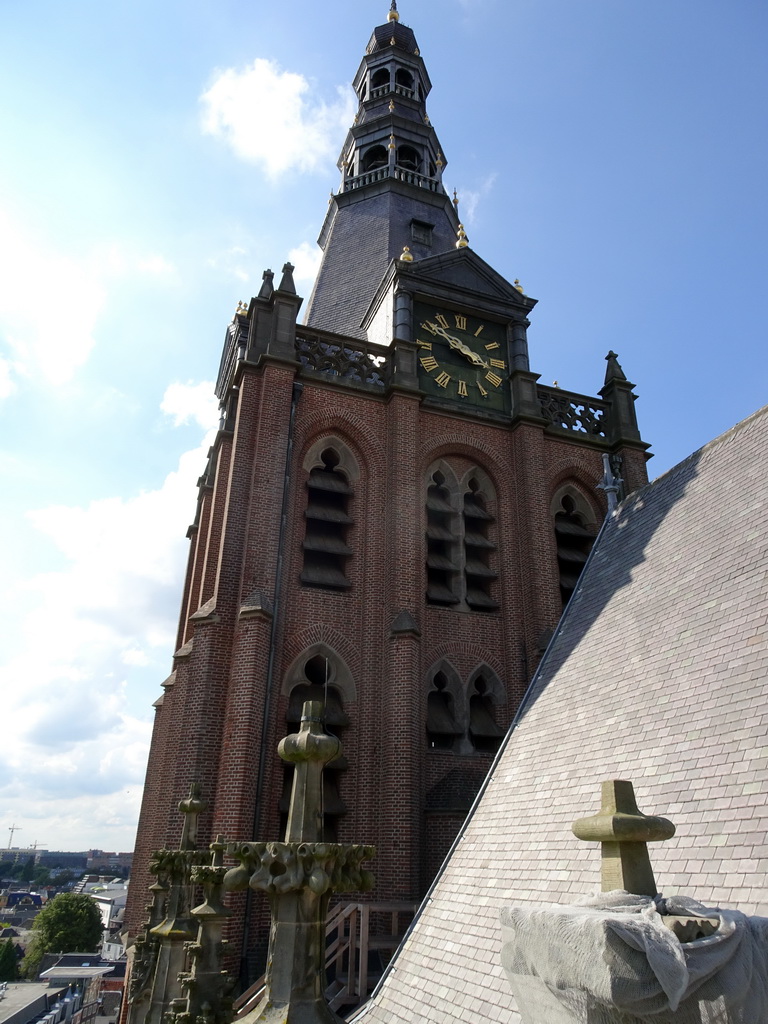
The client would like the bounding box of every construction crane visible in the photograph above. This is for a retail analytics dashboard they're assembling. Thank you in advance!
[8,824,21,849]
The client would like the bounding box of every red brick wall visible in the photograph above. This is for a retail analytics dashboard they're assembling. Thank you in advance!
[125,358,649,959]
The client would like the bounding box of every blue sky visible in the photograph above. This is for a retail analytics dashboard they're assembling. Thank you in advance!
[1,0,765,853]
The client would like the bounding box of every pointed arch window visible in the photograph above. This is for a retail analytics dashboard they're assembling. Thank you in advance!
[425,662,506,755]
[463,477,498,611]
[552,487,598,607]
[425,463,499,612]
[426,669,462,750]
[281,652,353,841]
[301,447,354,590]
[468,674,505,754]
[426,469,460,606]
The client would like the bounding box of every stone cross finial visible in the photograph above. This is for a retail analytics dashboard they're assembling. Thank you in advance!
[278,700,341,843]
[572,780,675,896]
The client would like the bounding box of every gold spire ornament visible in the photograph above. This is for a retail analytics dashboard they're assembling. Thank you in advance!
[389,99,395,112]
[235,300,248,317]
[400,246,414,262]
[453,188,460,210]
[388,0,400,22]
[436,150,443,168]
[389,133,396,150]
[456,224,469,249]
[514,279,524,293]
[424,114,431,125]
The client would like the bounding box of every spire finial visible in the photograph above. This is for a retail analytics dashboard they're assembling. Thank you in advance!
[388,0,400,22]
[456,224,469,249]
[453,188,459,210]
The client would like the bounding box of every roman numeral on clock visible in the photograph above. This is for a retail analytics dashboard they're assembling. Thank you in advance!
[435,314,450,329]
[457,380,468,397]
[489,358,506,369]
[485,371,503,387]
[454,314,467,330]
[435,371,452,388]
[484,341,500,350]
[420,355,439,371]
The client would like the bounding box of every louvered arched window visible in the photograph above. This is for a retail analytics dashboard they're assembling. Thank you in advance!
[425,463,499,612]
[301,447,354,590]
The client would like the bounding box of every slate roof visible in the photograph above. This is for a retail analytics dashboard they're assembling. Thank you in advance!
[355,404,768,1024]
[304,188,458,339]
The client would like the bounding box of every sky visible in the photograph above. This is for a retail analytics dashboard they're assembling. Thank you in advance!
[1,0,765,855]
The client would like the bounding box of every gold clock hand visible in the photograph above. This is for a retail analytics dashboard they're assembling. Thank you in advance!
[425,321,489,369]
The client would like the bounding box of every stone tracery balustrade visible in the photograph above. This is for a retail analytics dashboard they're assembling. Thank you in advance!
[537,385,607,438]
[295,330,390,389]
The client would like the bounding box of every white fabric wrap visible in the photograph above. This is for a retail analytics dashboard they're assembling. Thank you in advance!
[500,892,768,1023]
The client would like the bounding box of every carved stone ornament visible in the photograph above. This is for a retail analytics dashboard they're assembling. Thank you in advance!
[295,333,389,388]
[224,841,375,896]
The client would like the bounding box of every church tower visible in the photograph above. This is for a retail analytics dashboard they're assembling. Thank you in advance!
[126,1,649,976]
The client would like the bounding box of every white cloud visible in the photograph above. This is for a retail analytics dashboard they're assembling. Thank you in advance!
[0,397,218,849]
[0,207,179,398]
[161,380,220,430]
[0,356,17,399]
[200,58,355,178]
[121,648,151,667]
[459,173,498,226]
[206,245,251,282]
[0,208,106,389]
[138,254,177,276]
[288,241,322,290]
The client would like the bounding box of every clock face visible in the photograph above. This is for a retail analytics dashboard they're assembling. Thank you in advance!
[414,302,509,411]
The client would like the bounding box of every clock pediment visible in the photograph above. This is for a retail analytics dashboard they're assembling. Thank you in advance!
[401,248,537,313]
[361,247,536,336]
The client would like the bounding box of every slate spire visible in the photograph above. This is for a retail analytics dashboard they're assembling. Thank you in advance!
[303,8,460,339]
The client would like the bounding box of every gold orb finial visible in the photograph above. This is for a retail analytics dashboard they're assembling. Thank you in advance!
[235,300,248,318]
[389,133,396,150]
[400,246,414,263]
[436,150,444,168]
[388,0,400,22]
[389,98,395,112]
[514,278,524,293]
[453,188,459,209]
[456,224,469,249]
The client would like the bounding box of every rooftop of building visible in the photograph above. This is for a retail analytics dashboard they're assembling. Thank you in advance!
[356,403,768,1024]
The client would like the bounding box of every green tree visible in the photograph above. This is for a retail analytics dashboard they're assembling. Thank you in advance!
[0,937,16,981]
[18,856,35,883]
[22,893,103,979]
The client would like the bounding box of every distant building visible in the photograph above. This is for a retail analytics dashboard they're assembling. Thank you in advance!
[38,853,88,871]
[85,853,132,874]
